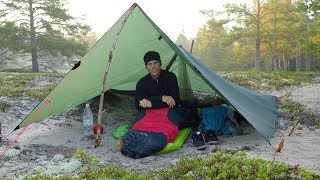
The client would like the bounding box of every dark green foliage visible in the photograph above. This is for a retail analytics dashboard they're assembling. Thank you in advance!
[297,0,320,17]
[0,22,27,52]
[147,151,318,179]
[37,35,88,57]
[0,22,28,65]
[27,151,319,179]
[195,18,234,71]
[0,0,91,72]
[195,1,320,71]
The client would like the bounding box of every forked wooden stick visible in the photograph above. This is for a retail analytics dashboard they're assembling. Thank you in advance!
[89,3,137,148]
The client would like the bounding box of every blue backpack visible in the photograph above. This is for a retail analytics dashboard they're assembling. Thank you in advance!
[201,106,228,132]
[201,106,240,136]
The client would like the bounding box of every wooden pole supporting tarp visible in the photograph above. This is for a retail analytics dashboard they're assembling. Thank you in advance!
[89,3,137,148]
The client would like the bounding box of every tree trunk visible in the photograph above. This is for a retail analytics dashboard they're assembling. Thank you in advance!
[29,0,39,72]
[296,51,300,71]
[255,0,261,70]
[307,54,313,71]
[282,52,287,71]
[305,54,310,71]
[310,54,314,71]
[272,0,277,71]
[278,56,282,70]
[255,35,261,70]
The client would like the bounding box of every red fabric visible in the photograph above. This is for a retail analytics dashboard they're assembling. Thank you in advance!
[132,108,178,142]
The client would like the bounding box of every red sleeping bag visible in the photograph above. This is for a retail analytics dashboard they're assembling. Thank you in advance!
[132,107,178,143]
[121,106,197,158]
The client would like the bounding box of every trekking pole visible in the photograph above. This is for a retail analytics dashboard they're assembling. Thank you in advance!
[89,3,137,148]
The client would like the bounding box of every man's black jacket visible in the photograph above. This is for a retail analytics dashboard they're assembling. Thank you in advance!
[134,70,180,109]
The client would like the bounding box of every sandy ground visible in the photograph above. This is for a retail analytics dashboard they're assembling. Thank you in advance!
[0,79,320,179]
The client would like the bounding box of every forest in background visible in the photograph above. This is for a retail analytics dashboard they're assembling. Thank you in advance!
[1,0,320,72]
[177,0,320,71]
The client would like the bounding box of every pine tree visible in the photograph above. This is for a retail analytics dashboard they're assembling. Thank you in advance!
[0,0,91,72]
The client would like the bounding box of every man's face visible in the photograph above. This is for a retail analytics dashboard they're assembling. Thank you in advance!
[146,60,161,78]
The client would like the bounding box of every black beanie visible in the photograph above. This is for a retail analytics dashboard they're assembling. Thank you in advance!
[143,51,161,65]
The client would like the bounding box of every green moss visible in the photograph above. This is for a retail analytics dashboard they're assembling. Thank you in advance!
[0,72,63,99]
[73,149,100,167]
[25,85,56,100]
[220,70,320,91]
[0,72,64,88]
[26,151,319,179]
[279,99,306,114]
[0,85,55,100]
[0,100,11,112]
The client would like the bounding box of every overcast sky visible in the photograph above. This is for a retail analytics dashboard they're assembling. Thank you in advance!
[68,0,252,40]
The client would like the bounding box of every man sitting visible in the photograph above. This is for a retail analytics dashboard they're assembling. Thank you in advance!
[120,51,199,158]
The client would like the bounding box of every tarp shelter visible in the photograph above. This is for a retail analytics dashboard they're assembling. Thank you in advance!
[15,3,279,142]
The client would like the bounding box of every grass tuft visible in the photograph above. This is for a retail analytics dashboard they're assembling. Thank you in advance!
[0,100,11,112]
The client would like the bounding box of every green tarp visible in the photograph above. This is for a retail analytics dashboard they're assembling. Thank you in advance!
[15,3,279,142]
